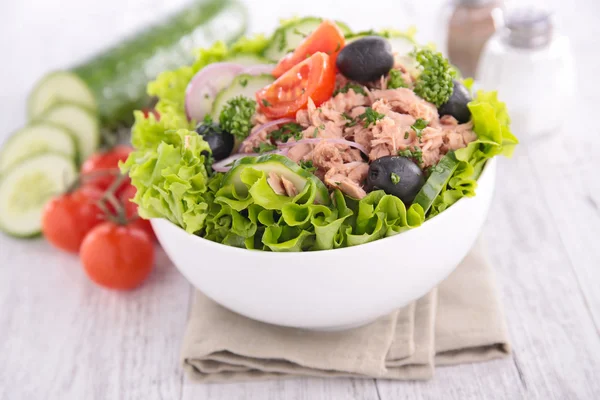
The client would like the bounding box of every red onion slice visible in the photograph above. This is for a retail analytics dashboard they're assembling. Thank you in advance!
[241,64,276,75]
[240,117,295,148]
[185,62,246,122]
[277,138,369,155]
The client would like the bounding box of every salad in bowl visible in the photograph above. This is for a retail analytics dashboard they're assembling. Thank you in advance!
[123,17,517,252]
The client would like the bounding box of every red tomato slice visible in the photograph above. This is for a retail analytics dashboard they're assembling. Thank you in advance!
[256,52,336,119]
[272,20,345,78]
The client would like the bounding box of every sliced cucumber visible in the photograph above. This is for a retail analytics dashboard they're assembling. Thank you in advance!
[28,72,96,119]
[37,103,100,163]
[0,153,77,237]
[27,0,248,127]
[222,154,330,205]
[226,53,270,65]
[211,73,274,120]
[264,17,350,62]
[413,151,460,214]
[0,123,77,174]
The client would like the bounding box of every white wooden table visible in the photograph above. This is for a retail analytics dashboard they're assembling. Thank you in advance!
[2,0,599,398]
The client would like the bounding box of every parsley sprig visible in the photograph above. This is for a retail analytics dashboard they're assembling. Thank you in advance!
[268,123,303,143]
[387,69,408,89]
[398,147,424,165]
[358,107,385,128]
[333,83,367,97]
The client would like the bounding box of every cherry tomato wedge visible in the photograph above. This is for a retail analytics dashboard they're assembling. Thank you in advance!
[256,52,336,119]
[272,20,345,78]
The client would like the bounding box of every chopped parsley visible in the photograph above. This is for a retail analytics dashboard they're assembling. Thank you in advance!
[319,123,325,130]
[335,42,341,52]
[334,181,341,186]
[253,142,277,154]
[239,77,248,87]
[299,160,317,173]
[411,118,428,138]
[261,99,271,107]
[398,147,423,165]
[404,131,409,139]
[358,107,385,128]
[204,93,210,99]
[387,69,408,89]
[313,127,319,137]
[333,83,367,97]
[390,172,401,185]
[268,123,303,143]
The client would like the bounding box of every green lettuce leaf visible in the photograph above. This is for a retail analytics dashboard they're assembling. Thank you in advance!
[429,90,518,217]
[122,129,212,234]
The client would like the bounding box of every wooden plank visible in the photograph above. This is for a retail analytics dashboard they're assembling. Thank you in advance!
[182,377,380,400]
[0,240,191,400]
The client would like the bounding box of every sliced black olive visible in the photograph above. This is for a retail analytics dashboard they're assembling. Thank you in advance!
[366,156,425,205]
[336,37,394,83]
[438,80,472,124]
[195,122,234,161]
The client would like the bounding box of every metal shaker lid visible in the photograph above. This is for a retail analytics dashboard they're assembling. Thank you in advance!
[504,7,554,49]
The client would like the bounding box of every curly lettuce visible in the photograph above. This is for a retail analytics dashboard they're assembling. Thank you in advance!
[429,90,518,216]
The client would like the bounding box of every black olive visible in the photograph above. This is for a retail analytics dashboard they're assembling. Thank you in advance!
[438,80,472,124]
[336,37,394,83]
[195,122,234,161]
[366,156,425,205]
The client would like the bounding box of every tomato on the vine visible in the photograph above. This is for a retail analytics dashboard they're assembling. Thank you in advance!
[41,186,105,253]
[80,222,155,290]
[256,52,336,119]
[81,145,133,192]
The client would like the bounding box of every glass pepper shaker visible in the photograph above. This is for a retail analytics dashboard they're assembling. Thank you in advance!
[438,0,505,78]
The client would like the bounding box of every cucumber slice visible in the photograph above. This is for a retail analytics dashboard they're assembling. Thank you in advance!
[27,0,248,127]
[28,72,96,119]
[0,123,77,174]
[413,151,460,214]
[211,73,274,120]
[37,103,100,164]
[264,17,350,62]
[226,53,270,65]
[222,154,330,205]
[0,153,77,237]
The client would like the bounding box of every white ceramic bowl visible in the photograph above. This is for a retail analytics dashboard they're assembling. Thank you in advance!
[152,159,496,331]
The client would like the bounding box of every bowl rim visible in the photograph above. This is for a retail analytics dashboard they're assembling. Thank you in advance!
[152,157,496,256]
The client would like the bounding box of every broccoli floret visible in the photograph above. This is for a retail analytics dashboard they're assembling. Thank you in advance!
[413,48,456,107]
[387,69,408,89]
[218,96,256,140]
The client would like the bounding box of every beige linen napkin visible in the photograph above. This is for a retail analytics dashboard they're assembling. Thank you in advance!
[181,240,510,382]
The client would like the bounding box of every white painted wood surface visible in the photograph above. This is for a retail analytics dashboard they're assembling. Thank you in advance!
[1,0,599,399]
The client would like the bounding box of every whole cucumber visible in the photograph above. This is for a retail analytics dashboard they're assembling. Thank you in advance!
[28,0,248,128]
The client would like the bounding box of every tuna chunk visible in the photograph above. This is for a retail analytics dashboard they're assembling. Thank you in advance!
[370,88,439,123]
[324,162,369,199]
[267,172,298,197]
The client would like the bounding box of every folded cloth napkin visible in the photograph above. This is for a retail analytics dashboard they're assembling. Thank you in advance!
[181,240,511,382]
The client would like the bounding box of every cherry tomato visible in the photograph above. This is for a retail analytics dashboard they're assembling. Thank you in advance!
[41,187,105,253]
[256,52,336,119]
[80,222,155,290]
[120,184,155,241]
[272,20,345,78]
[81,145,133,192]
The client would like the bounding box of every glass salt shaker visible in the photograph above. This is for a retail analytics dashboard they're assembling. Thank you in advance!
[438,0,505,78]
[476,6,576,139]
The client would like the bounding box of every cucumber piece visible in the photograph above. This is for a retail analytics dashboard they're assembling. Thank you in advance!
[226,53,270,65]
[413,151,460,214]
[27,0,248,127]
[0,123,77,174]
[27,72,96,120]
[37,103,100,164]
[264,17,351,62]
[0,153,77,237]
[223,154,330,205]
[211,73,274,120]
